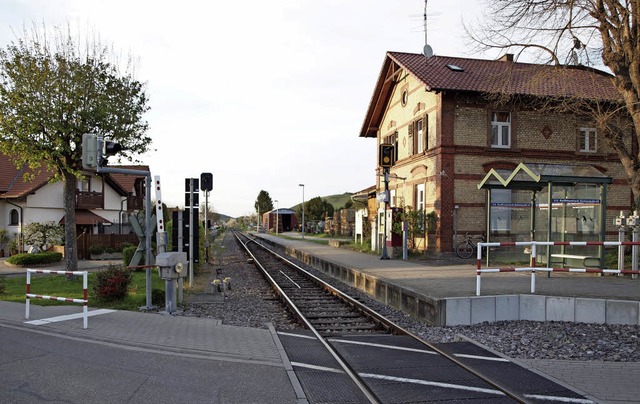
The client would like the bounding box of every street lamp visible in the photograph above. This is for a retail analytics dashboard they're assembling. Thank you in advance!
[274,200,279,235]
[298,184,305,239]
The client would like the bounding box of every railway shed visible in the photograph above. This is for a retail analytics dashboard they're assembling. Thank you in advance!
[263,208,298,233]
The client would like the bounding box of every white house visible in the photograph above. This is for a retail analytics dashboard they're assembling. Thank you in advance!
[0,151,147,254]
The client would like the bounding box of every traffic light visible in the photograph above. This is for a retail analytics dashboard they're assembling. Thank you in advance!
[82,134,98,170]
[379,143,395,168]
[201,172,213,191]
[100,139,123,166]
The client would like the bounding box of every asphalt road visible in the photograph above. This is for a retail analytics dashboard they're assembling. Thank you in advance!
[0,325,295,403]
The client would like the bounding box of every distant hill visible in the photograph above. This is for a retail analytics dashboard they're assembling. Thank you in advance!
[323,193,354,209]
[214,213,233,222]
[290,192,353,211]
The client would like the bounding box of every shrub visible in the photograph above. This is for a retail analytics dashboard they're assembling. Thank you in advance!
[6,252,63,266]
[105,247,116,254]
[122,245,137,268]
[151,288,165,307]
[120,242,134,252]
[89,246,104,255]
[93,265,133,301]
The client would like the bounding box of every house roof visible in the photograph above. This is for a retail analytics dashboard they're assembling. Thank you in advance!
[59,209,111,225]
[360,52,620,138]
[0,152,147,199]
[107,165,149,195]
[351,185,376,202]
[0,153,54,198]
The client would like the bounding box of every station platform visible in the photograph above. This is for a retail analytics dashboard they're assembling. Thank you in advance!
[252,232,640,327]
[1,234,638,403]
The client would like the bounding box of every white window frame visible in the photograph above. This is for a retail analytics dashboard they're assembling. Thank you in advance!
[416,119,424,154]
[416,184,425,212]
[491,112,511,148]
[390,189,396,207]
[579,127,597,153]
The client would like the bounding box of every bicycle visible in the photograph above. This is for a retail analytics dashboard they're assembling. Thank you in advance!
[455,233,486,259]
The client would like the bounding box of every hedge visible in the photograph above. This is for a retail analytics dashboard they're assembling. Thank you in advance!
[6,252,63,266]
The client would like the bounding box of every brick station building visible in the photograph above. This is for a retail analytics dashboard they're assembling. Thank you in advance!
[359,52,633,255]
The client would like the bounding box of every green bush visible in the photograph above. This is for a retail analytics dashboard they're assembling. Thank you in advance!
[120,242,134,252]
[89,246,104,255]
[122,245,137,268]
[93,265,133,301]
[105,247,116,254]
[6,252,63,266]
[151,288,165,307]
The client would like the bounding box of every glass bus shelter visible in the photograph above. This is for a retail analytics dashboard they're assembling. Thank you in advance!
[478,163,612,268]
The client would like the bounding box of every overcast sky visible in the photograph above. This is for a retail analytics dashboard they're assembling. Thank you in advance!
[1,0,486,218]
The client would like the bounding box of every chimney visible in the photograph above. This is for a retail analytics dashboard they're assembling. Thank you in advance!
[499,54,514,62]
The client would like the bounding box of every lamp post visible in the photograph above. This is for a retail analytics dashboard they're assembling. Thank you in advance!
[274,200,279,235]
[299,184,305,239]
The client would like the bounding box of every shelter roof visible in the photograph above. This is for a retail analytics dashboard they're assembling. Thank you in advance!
[59,209,111,225]
[478,162,612,190]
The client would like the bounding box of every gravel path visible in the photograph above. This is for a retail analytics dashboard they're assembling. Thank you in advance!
[179,231,639,363]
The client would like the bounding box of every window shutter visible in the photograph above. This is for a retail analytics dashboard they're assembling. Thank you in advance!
[422,115,428,150]
[408,122,414,154]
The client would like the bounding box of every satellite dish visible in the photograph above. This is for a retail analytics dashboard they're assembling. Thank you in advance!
[423,44,433,58]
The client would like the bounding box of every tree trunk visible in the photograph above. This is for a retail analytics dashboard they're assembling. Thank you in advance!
[63,171,78,272]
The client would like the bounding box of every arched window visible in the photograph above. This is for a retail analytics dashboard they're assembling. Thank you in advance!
[9,209,19,226]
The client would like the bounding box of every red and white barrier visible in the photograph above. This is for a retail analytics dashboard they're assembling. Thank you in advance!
[474,241,640,296]
[26,269,89,329]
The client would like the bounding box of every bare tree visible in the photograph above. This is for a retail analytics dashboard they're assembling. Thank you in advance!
[469,0,640,205]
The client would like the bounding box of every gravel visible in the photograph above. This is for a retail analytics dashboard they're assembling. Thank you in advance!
[178,232,640,363]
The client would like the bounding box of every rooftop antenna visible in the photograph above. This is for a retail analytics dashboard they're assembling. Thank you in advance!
[423,0,433,59]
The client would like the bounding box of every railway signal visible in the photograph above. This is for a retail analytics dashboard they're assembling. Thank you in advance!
[81,134,124,169]
[379,143,395,168]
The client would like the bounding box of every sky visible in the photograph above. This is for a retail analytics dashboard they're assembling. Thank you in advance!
[0,0,486,218]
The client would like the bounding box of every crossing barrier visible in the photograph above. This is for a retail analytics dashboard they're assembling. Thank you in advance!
[25,269,89,329]
[475,241,640,296]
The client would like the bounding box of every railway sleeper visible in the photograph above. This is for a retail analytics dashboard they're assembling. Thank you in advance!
[312,324,381,332]
[309,318,378,326]
[304,312,362,319]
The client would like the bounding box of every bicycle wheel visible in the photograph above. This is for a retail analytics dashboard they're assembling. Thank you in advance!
[456,241,474,259]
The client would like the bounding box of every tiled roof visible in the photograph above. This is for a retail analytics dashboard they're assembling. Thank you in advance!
[360,52,620,138]
[0,152,54,198]
[59,209,111,225]
[0,152,148,198]
[388,52,619,100]
[108,165,149,195]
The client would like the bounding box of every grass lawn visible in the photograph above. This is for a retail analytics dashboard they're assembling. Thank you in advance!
[0,269,165,311]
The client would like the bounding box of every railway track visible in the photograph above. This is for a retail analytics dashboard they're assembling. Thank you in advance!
[233,231,596,403]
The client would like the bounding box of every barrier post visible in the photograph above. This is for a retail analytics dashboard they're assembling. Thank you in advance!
[476,243,482,296]
[25,270,89,329]
[616,211,626,272]
[628,211,639,280]
[25,270,31,320]
[531,243,537,293]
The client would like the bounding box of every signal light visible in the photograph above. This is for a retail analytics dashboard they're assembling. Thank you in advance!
[100,139,124,166]
[379,143,395,168]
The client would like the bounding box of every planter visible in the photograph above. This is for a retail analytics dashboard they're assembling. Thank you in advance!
[52,245,65,256]
[90,253,122,260]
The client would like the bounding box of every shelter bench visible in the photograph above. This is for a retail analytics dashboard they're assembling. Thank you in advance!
[550,253,601,268]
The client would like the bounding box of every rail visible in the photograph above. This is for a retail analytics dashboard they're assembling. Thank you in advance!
[475,241,640,296]
[25,269,89,329]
